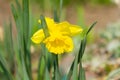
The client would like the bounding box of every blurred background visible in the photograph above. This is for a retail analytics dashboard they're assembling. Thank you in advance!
[0,0,120,80]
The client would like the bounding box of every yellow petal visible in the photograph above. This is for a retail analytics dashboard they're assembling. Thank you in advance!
[38,17,56,32]
[56,21,83,36]
[56,21,71,35]
[69,25,83,36]
[31,29,45,44]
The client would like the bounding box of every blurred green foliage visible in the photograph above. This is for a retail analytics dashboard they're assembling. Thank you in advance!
[101,20,120,58]
[90,0,114,5]
[30,0,114,8]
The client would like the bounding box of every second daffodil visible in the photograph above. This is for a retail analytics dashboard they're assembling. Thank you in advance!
[31,17,83,54]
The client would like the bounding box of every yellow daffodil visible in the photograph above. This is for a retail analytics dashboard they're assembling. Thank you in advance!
[31,17,83,54]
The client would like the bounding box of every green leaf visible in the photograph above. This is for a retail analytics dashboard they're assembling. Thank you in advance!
[38,43,47,80]
[78,61,86,80]
[0,52,13,80]
[78,37,87,62]
[3,21,15,77]
[38,56,46,80]
[45,68,50,80]
[86,21,97,36]
[59,0,63,20]
[40,15,50,37]
[72,53,79,80]
[11,0,32,80]
[67,22,97,80]
[23,0,29,43]
[54,55,61,80]
[66,62,74,80]
[22,0,32,79]
[21,54,30,80]
[11,4,18,21]
[54,10,59,22]
[15,0,22,11]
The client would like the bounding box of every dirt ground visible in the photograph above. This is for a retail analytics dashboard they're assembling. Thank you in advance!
[0,0,11,25]
[66,5,120,33]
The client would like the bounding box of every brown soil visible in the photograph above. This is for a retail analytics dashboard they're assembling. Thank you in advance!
[0,0,11,25]
[66,5,120,32]
[84,5,120,32]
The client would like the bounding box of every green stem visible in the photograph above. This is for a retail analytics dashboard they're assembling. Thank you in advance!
[53,54,60,80]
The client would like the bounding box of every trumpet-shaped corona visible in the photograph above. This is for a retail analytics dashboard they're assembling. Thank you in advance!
[43,34,73,54]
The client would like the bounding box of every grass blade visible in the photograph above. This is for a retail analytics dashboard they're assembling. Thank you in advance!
[11,0,32,79]
[52,54,61,80]
[15,0,22,11]
[66,62,74,80]
[38,55,46,80]
[78,37,87,62]
[0,52,13,80]
[3,21,15,75]
[54,10,59,22]
[67,22,97,80]
[59,0,63,20]
[72,53,79,80]
[22,0,32,79]
[40,15,50,37]
[45,68,50,80]
[78,61,86,80]
[11,4,18,22]
[37,43,47,80]
[23,0,29,43]
[86,21,97,36]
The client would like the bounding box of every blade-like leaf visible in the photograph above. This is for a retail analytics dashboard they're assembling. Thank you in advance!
[40,15,50,37]
[0,52,13,80]
[72,53,79,80]
[38,56,46,80]
[11,4,18,22]
[38,43,46,80]
[59,0,63,20]
[45,68,50,80]
[67,22,97,80]
[22,0,32,79]
[86,21,97,36]
[66,62,74,80]
[54,10,59,22]
[78,37,87,62]
[15,0,22,12]
[23,0,29,43]
[78,60,86,80]
[53,55,61,80]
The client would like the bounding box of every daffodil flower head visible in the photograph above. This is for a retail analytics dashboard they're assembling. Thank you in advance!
[31,17,83,54]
